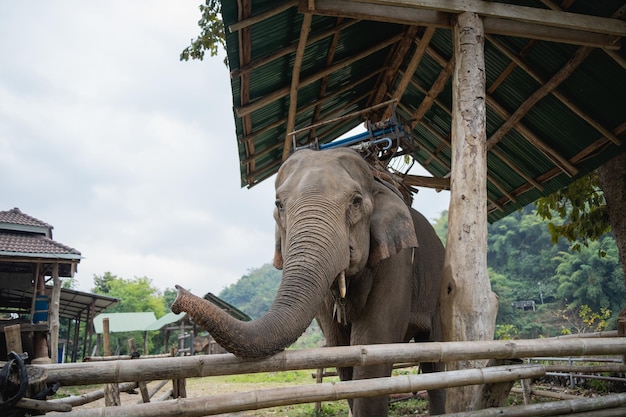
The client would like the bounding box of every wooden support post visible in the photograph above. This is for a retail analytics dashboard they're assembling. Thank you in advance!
[50,263,61,363]
[103,318,121,406]
[617,307,626,365]
[440,11,498,413]
[172,378,187,399]
[128,338,151,403]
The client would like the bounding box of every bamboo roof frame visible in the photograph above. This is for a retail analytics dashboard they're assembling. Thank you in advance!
[222,0,625,221]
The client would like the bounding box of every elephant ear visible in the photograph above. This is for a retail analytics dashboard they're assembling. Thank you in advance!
[273,225,284,270]
[369,179,418,267]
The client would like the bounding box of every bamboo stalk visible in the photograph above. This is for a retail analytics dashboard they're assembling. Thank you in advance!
[84,353,172,362]
[510,386,580,400]
[40,338,626,386]
[443,393,626,416]
[49,382,138,407]
[51,364,546,417]
[16,397,72,412]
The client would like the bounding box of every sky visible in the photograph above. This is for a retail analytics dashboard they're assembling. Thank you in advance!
[0,1,449,297]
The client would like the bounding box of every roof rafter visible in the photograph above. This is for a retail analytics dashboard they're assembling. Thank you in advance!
[305,0,622,49]
[283,13,313,160]
[230,19,360,79]
[309,17,345,142]
[369,25,421,110]
[486,34,622,147]
[235,32,405,117]
[403,70,545,192]
[239,69,386,165]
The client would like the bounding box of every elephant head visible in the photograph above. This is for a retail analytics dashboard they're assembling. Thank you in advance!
[171,148,418,358]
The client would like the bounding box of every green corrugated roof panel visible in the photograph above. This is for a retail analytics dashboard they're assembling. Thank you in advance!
[220,0,625,222]
[93,312,157,334]
[144,312,186,331]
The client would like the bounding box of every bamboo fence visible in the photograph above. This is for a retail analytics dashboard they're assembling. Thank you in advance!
[47,364,546,417]
[39,337,626,386]
[442,392,626,416]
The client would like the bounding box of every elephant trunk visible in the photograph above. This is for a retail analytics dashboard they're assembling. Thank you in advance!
[171,208,346,359]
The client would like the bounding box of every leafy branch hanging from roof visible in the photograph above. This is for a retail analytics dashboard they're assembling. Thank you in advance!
[180,0,227,65]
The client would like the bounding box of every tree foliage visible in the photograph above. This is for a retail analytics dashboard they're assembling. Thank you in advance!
[486,204,624,334]
[180,0,226,63]
[91,272,166,318]
[535,172,610,253]
[219,264,282,319]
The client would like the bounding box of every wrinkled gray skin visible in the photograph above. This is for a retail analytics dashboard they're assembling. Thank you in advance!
[172,148,446,416]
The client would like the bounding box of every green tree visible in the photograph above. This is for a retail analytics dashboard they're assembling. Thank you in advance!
[92,273,166,318]
[163,287,178,311]
[180,0,226,62]
[91,273,166,354]
[550,235,625,324]
[536,154,626,285]
[431,210,448,245]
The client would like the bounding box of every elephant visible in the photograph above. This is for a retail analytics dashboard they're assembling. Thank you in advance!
[172,147,446,416]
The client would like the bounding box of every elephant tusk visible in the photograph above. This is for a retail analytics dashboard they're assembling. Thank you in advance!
[338,271,347,298]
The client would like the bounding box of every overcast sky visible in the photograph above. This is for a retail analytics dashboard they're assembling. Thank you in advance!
[0,1,449,297]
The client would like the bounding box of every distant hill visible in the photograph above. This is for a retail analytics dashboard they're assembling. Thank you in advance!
[219,263,281,319]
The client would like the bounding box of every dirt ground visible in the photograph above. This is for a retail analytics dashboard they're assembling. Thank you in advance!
[57,376,307,416]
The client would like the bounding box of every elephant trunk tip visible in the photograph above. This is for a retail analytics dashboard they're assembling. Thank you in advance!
[171,285,189,314]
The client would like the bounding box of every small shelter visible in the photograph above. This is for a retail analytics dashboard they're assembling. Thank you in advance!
[0,207,118,363]
[91,312,158,356]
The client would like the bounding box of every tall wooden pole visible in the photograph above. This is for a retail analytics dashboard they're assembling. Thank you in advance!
[50,262,61,363]
[440,11,498,412]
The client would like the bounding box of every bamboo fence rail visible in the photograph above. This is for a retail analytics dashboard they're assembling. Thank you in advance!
[38,337,626,386]
[442,392,626,416]
[51,364,546,417]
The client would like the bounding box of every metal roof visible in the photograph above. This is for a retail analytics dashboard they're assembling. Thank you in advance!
[0,286,118,322]
[221,0,625,222]
[93,312,158,334]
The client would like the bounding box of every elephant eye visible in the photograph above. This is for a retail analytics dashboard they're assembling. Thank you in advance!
[275,200,284,211]
[351,195,362,208]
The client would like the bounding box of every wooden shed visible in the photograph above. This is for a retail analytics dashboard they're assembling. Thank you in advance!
[0,207,118,363]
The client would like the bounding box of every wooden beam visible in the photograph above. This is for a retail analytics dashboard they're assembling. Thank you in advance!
[50,263,61,364]
[282,13,313,161]
[228,0,297,32]
[486,35,622,147]
[307,0,621,49]
[402,70,544,191]
[441,12,498,412]
[487,124,626,214]
[310,17,344,141]
[239,0,255,187]
[486,46,595,175]
[408,54,453,126]
[239,69,384,163]
[390,26,435,105]
[349,0,626,36]
[230,19,359,79]
[370,26,421,110]
[403,174,449,190]
[397,101,505,211]
[236,32,404,117]
[485,94,579,178]
[246,93,375,184]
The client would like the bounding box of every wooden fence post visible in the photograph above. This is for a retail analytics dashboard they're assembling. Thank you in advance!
[103,318,120,406]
